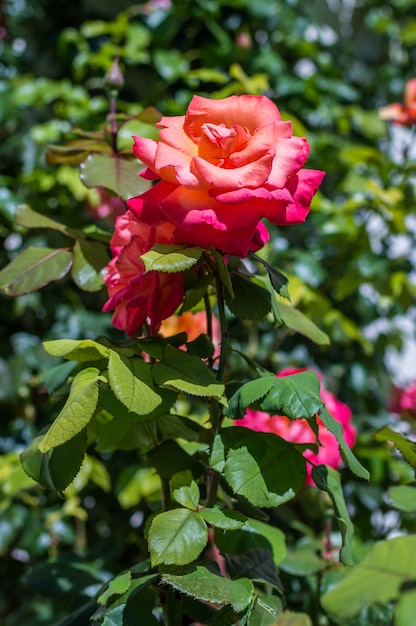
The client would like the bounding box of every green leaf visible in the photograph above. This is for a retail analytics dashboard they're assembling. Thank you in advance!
[273,611,312,626]
[246,519,287,566]
[395,590,416,626]
[97,571,132,606]
[15,204,81,239]
[147,440,204,480]
[258,371,323,419]
[108,352,162,416]
[43,338,111,362]
[20,430,87,493]
[321,536,416,619]
[375,425,416,467]
[388,485,416,513]
[319,407,369,479]
[250,253,290,301]
[0,247,72,296]
[275,300,330,345]
[312,465,354,566]
[71,240,109,292]
[246,593,283,626]
[161,563,253,613]
[156,414,204,442]
[211,428,306,508]
[210,249,234,299]
[80,153,152,200]
[171,470,200,510]
[141,244,204,273]
[148,508,208,566]
[39,368,105,453]
[153,346,225,400]
[199,508,246,530]
[226,273,272,321]
[100,383,176,423]
[227,377,276,419]
[23,559,105,597]
[280,547,325,576]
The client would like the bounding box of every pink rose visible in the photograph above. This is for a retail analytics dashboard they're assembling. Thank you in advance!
[235,368,356,485]
[379,78,416,126]
[103,210,184,336]
[389,381,416,420]
[86,187,126,225]
[127,95,325,257]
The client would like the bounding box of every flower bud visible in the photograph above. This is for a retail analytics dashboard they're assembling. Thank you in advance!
[104,57,124,91]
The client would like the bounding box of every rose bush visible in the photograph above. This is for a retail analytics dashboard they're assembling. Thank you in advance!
[103,210,184,335]
[235,368,356,484]
[127,94,325,257]
[379,78,416,125]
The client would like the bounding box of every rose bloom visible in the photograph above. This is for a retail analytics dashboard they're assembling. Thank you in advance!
[159,310,221,355]
[235,368,357,485]
[127,94,325,257]
[103,210,184,336]
[389,381,416,420]
[86,187,126,225]
[379,78,416,126]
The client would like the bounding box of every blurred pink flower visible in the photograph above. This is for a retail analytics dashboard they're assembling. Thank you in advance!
[235,368,356,485]
[389,381,416,420]
[379,78,416,126]
[86,187,125,225]
[103,210,184,336]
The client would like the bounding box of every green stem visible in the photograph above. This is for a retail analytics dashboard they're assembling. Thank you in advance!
[204,291,214,368]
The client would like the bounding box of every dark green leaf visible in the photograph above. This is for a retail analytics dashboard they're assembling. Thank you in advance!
[147,439,204,479]
[226,273,271,321]
[153,346,225,400]
[319,407,369,479]
[0,247,72,296]
[250,253,290,301]
[225,548,282,591]
[20,430,87,493]
[312,465,354,566]
[15,204,82,239]
[227,377,276,419]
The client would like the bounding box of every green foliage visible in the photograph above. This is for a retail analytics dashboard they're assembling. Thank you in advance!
[2,0,416,623]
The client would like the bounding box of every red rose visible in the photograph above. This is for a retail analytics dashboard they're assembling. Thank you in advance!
[103,210,184,336]
[235,368,356,485]
[128,94,324,257]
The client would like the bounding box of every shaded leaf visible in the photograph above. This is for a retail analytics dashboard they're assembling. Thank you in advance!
[153,346,225,400]
[312,465,354,566]
[71,240,109,292]
[388,485,416,513]
[247,593,282,626]
[0,247,72,296]
[15,204,81,238]
[20,430,87,493]
[273,611,312,626]
[80,153,152,200]
[275,300,330,345]
[147,439,204,480]
[319,407,369,479]
[227,377,276,419]
[225,548,282,591]
[226,273,272,321]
